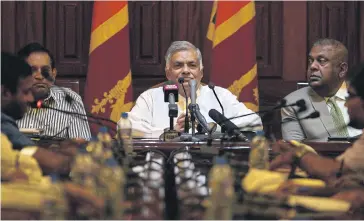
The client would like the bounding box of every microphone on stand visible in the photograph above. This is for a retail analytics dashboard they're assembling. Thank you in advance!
[178,77,190,133]
[223,99,307,123]
[208,82,226,133]
[208,109,249,141]
[189,80,197,137]
[208,82,225,115]
[162,82,179,141]
[30,100,118,134]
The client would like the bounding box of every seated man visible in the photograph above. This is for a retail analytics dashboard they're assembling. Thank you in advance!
[281,39,362,141]
[16,42,91,140]
[125,41,262,138]
[271,62,364,183]
[1,52,77,175]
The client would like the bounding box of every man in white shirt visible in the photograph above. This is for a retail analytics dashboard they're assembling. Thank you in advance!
[126,41,262,138]
[281,39,362,141]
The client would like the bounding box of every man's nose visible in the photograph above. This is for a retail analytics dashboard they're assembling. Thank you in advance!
[309,60,319,71]
[181,64,191,74]
[33,69,44,80]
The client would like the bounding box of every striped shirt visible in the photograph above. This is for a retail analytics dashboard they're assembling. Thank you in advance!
[16,86,92,140]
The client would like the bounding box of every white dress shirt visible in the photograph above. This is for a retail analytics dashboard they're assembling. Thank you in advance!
[325,87,362,137]
[124,85,262,138]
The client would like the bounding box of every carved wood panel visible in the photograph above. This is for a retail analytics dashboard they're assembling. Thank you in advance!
[2,1,364,113]
[128,1,213,97]
[45,1,93,77]
[308,1,362,68]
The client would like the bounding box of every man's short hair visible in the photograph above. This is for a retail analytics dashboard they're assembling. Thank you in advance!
[312,38,348,63]
[348,62,364,100]
[1,52,32,93]
[17,42,55,69]
[165,41,203,69]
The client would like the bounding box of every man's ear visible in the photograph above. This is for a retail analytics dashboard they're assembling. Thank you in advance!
[339,62,348,79]
[165,66,171,80]
[51,68,57,82]
[1,85,13,99]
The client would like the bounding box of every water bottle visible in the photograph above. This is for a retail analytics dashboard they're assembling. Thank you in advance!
[41,174,68,220]
[97,127,114,161]
[117,112,133,154]
[204,156,234,220]
[99,157,125,219]
[70,147,98,192]
[249,130,270,170]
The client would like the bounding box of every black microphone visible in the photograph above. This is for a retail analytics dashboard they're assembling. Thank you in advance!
[189,103,210,134]
[162,82,179,140]
[208,82,225,116]
[163,82,179,123]
[30,100,118,134]
[189,79,198,136]
[178,77,190,133]
[223,99,307,123]
[237,110,321,131]
[208,109,248,141]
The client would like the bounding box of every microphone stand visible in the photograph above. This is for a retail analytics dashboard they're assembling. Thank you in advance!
[189,104,197,137]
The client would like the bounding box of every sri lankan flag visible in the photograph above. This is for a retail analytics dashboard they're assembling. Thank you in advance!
[84,1,134,135]
[207,1,259,112]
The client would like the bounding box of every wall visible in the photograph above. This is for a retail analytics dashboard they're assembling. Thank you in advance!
[2,1,364,129]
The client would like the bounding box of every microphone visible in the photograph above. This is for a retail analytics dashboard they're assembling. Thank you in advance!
[162,82,179,140]
[208,109,248,141]
[237,110,321,131]
[30,100,118,134]
[208,82,224,116]
[163,82,179,118]
[189,80,197,136]
[189,103,210,134]
[223,99,307,123]
[208,82,226,133]
[178,77,190,133]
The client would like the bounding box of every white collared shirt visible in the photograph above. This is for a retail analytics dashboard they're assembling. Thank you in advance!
[124,85,262,138]
[16,86,92,140]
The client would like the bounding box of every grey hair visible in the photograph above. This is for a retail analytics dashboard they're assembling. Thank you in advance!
[312,38,348,63]
[165,41,203,69]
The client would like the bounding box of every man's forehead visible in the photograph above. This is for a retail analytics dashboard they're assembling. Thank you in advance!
[170,49,198,62]
[27,52,51,65]
[309,45,336,57]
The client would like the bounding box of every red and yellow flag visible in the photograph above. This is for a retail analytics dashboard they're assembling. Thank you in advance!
[207,1,259,112]
[84,1,134,135]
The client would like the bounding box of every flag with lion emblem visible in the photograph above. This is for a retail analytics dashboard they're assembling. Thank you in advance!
[84,1,134,135]
[207,0,259,112]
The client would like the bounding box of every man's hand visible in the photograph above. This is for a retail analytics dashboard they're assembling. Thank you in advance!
[174,113,186,132]
[271,140,296,153]
[270,150,296,171]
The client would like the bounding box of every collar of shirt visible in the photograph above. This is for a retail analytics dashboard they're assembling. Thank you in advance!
[1,112,17,126]
[177,85,202,113]
[325,82,348,103]
[41,86,62,105]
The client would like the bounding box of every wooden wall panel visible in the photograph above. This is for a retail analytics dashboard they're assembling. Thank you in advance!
[308,1,361,68]
[2,1,364,117]
[256,2,283,78]
[128,1,212,97]
[45,1,92,77]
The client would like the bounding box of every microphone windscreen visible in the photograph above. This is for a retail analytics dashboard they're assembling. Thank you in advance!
[208,82,215,89]
[189,80,197,104]
[296,99,307,112]
[308,111,320,119]
[163,83,179,103]
[178,77,184,84]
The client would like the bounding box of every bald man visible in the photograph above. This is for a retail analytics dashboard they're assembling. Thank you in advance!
[281,39,362,141]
